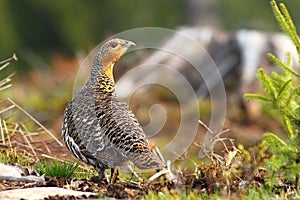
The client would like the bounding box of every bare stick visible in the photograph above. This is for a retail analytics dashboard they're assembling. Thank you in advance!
[0,175,45,183]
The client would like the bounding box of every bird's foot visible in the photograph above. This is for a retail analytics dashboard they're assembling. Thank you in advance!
[91,171,106,184]
[91,176,104,183]
[110,168,119,184]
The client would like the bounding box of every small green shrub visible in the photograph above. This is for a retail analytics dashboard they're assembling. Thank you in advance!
[36,159,79,178]
[245,0,299,189]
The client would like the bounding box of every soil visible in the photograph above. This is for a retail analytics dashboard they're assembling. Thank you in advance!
[0,170,270,200]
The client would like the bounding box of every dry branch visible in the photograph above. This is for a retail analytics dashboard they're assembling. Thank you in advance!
[0,175,45,183]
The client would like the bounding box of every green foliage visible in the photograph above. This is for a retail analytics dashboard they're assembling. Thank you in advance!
[0,0,182,61]
[0,149,35,167]
[3,0,300,70]
[144,188,220,200]
[72,165,96,180]
[218,0,300,31]
[263,132,299,186]
[244,0,299,188]
[36,159,79,178]
[270,1,300,56]
[244,186,289,200]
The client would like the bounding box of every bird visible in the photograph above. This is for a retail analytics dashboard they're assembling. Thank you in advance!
[61,38,165,182]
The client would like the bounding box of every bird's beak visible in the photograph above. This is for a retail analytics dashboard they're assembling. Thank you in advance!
[124,40,136,48]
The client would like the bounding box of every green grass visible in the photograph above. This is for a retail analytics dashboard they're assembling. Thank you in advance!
[246,188,275,200]
[0,149,35,166]
[143,186,300,200]
[0,148,95,180]
[72,164,96,179]
[36,159,79,178]
[245,0,300,190]
[245,186,300,200]
[144,188,223,200]
[0,1,299,199]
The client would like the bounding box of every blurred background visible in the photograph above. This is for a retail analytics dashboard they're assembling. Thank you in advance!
[2,0,300,65]
[1,0,299,159]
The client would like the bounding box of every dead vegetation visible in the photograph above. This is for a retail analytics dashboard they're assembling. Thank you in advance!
[0,51,299,199]
[1,2,300,195]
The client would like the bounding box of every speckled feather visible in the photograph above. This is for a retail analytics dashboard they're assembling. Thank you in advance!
[62,38,165,179]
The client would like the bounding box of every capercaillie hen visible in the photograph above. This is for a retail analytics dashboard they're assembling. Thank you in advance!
[62,38,165,181]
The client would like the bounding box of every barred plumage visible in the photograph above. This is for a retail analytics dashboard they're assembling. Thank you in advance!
[61,38,165,181]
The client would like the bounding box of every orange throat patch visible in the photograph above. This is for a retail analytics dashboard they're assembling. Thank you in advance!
[104,63,115,83]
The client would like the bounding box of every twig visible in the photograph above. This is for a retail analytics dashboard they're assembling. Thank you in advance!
[0,104,15,115]
[4,128,39,136]
[0,54,18,65]
[19,127,36,155]
[198,119,213,134]
[0,175,45,183]
[0,119,4,145]
[7,123,19,147]
[42,141,51,154]
[154,146,165,163]
[127,165,141,180]
[198,119,230,158]
[6,122,12,148]
[20,122,34,142]
[148,160,177,182]
[0,84,12,92]
[0,62,10,71]
[14,142,44,153]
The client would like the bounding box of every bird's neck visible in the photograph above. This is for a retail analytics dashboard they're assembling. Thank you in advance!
[89,64,116,97]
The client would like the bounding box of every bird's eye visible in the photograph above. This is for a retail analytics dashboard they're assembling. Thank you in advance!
[110,43,118,48]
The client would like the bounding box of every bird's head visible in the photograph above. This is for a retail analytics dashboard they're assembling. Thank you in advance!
[94,38,135,83]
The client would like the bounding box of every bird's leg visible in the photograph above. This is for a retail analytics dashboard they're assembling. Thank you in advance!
[91,174,104,183]
[110,167,119,184]
[91,165,106,183]
[98,170,105,181]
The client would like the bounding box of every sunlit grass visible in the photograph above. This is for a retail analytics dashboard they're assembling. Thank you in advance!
[0,148,35,166]
[144,188,222,200]
[72,164,96,180]
[36,159,79,178]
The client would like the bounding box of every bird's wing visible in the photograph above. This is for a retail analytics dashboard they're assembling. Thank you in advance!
[63,101,130,169]
[94,98,165,169]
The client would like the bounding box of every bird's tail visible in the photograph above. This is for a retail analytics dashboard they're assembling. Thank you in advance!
[129,148,166,170]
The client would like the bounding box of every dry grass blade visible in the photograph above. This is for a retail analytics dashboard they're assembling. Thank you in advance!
[0,62,10,71]
[198,119,230,158]
[6,98,63,146]
[0,119,4,145]
[0,104,15,115]
[0,99,64,159]
[19,127,36,155]
[42,141,51,154]
[0,72,15,91]
[0,54,18,65]
[0,55,64,164]
[0,54,17,91]
[41,154,71,164]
